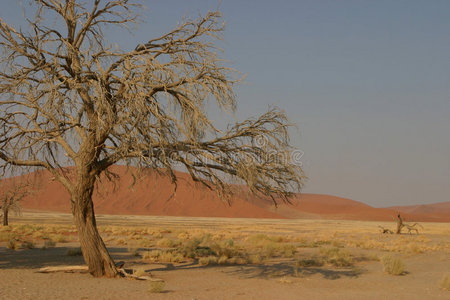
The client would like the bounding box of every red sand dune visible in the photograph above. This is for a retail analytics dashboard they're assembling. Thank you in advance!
[3,166,449,222]
[390,202,450,222]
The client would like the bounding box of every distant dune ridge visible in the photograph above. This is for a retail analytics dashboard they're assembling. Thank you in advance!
[4,165,449,222]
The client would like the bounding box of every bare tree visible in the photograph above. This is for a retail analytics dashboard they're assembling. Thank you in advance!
[0,181,28,226]
[0,1,305,277]
[396,213,404,234]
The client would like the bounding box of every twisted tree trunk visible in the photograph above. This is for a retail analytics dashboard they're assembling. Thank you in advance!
[72,175,118,277]
[396,213,404,234]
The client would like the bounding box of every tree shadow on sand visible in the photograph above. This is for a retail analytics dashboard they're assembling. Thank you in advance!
[0,246,130,269]
[225,262,366,280]
[146,260,366,281]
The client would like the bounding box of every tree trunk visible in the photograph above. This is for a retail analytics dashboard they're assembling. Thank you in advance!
[396,213,404,234]
[2,207,8,226]
[72,176,118,277]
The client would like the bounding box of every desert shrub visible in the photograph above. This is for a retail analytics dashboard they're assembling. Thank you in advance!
[67,248,83,256]
[381,255,406,275]
[245,234,296,258]
[179,238,201,258]
[50,234,67,243]
[177,231,190,240]
[439,274,450,291]
[246,234,271,245]
[156,238,178,248]
[199,256,218,266]
[261,241,277,258]
[21,240,35,249]
[179,238,216,259]
[229,257,248,265]
[139,238,153,248]
[296,257,324,268]
[159,251,183,263]
[210,240,239,259]
[320,247,353,267]
[247,254,263,264]
[7,239,19,250]
[280,244,296,258]
[42,239,56,249]
[143,250,183,263]
[218,255,229,265]
[32,231,46,239]
[143,250,161,261]
[148,281,165,293]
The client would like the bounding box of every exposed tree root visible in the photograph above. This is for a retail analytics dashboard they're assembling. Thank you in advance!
[36,262,162,281]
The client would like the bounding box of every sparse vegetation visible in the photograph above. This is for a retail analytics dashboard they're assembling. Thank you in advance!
[7,239,19,250]
[50,234,68,243]
[156,238,178,248]
[1,216,449,299]
[320,247,353,267]
[381,255,406,275]
[142,250,184,263]
[199,256,219,266]
[42,239,56,249]
[148,281,165,293]
[21,240,35,249]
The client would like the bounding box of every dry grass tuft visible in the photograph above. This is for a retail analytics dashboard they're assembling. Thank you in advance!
[148,281,165,293]
[320,247,353,267]
[142,250,183,263]
[7,239,19,250]
[50,234,67,243]
[381,255,406,275]
[199,256,219,266]
[156,238,178,248]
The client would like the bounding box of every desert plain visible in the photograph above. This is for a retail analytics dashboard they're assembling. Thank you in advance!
[1,210,449,300]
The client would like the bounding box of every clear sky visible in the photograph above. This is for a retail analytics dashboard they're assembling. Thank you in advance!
[1,1,449,207]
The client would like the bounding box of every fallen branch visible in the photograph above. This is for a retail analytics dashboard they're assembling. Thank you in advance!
[37,266,88,273]
[378,226,394,234]
[404,223,423,235]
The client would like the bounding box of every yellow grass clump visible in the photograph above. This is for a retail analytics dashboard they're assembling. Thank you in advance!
[381,255,406,275]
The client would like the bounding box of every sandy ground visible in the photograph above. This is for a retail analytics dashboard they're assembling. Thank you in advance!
[0,212,449,299]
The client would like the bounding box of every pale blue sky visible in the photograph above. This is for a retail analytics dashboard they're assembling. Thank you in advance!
[2,1,449,207]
